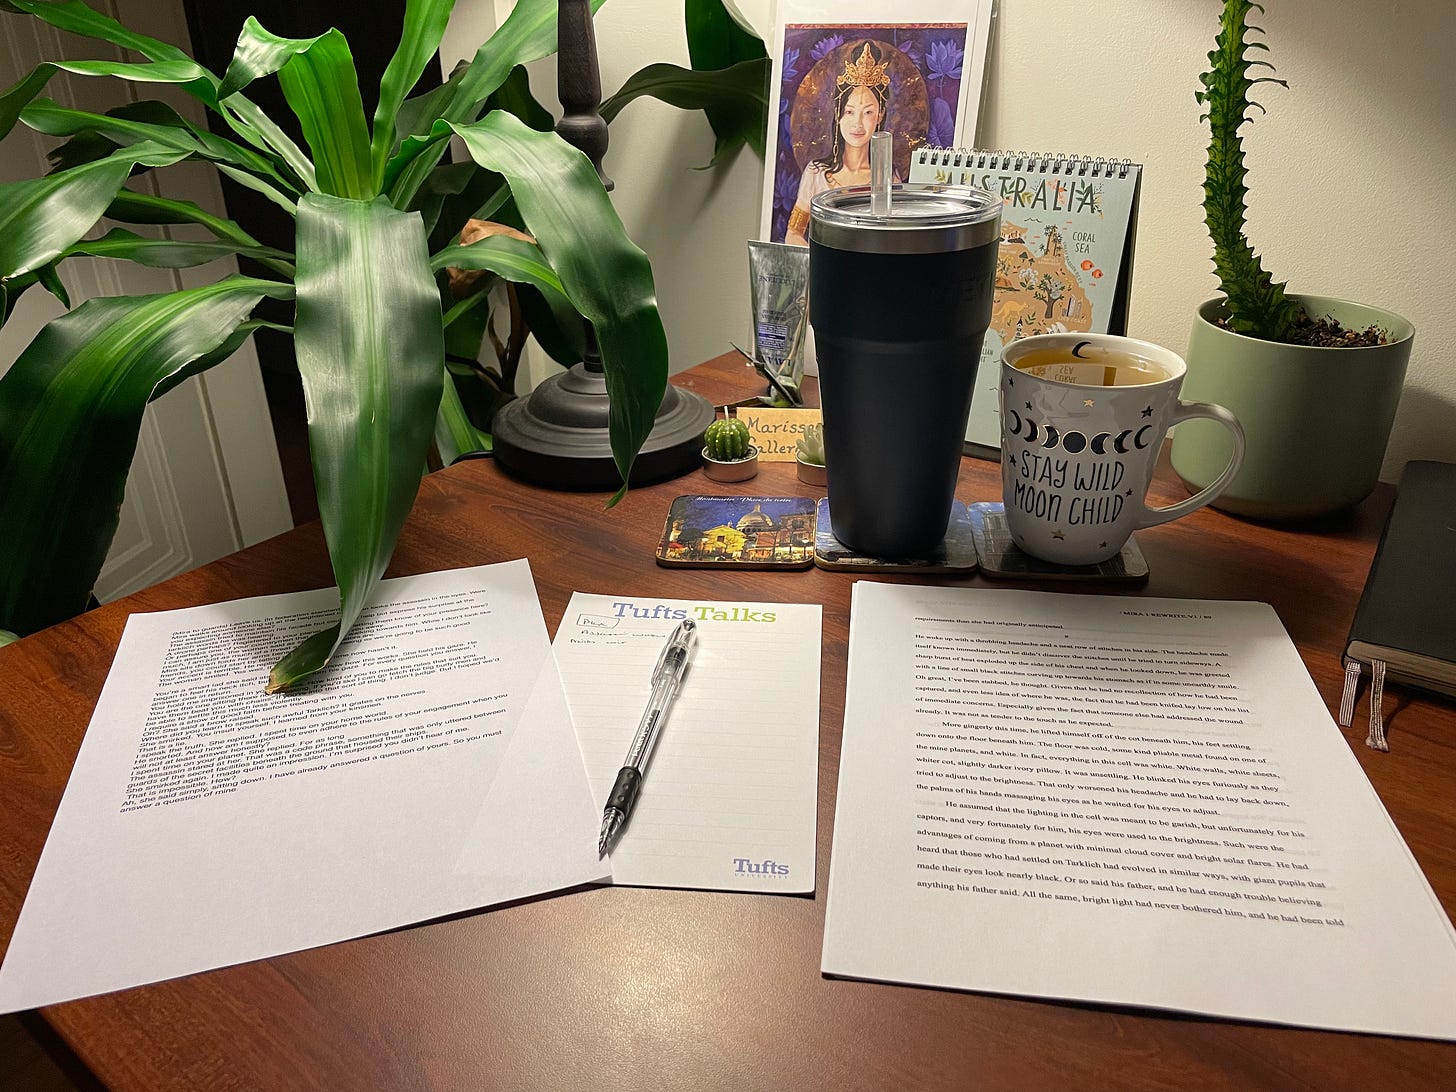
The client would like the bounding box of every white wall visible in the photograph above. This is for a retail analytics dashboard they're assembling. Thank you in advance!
[447,0,1455,480]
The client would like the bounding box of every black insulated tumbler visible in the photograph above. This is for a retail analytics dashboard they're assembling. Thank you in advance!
[809,184,1001,557]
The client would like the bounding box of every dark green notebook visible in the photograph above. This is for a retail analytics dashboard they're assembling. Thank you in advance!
[1340,461,1456,749]
[1344,461,1456,694]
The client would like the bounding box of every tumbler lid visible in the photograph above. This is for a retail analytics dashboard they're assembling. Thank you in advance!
[810,184,1001,255]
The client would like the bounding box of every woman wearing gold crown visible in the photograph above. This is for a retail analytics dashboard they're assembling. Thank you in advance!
[784,41,900,247]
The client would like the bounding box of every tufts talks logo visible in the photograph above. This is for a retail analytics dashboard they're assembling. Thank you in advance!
[733,857,789,878]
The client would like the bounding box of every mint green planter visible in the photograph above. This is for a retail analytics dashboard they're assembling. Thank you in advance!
[1170,295,1414,521]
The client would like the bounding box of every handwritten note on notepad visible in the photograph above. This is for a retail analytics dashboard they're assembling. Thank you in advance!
[554,594,821,893]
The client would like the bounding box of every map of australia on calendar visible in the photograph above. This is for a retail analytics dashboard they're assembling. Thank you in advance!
[908,151,1142,451]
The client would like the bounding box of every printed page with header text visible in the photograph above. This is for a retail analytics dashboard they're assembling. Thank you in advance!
[552,593,821,893]
[823,581,1456,1040]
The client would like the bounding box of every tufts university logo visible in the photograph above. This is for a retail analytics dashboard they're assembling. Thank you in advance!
[733,857,789,877]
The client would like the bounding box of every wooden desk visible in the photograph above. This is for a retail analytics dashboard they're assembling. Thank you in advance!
[3,355,1454,1088]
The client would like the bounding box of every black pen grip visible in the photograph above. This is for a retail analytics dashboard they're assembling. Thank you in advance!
[606,766,642,817]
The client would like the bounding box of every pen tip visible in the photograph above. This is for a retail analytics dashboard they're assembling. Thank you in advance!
[598,811,622,858]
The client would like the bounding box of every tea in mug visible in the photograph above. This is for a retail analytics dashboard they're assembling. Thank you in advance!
[1012,342,1174,388]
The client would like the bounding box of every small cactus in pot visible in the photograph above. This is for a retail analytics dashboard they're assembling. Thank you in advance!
[704,418,752,460]
[702,417,759,481]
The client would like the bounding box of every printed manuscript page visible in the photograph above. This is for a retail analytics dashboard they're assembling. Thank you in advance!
[823,581,1456,1039]
[0,561,606,1012]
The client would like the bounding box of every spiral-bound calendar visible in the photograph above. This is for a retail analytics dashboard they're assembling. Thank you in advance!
[908,149,1143,455]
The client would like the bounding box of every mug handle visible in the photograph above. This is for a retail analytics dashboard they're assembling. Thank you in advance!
[1136,401,1245,529]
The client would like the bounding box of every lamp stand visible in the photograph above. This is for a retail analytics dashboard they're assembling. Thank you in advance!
[491,0,714,490]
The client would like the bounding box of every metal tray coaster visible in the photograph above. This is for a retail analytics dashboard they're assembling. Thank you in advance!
[814,499,979,574]
[968,502,1149,581]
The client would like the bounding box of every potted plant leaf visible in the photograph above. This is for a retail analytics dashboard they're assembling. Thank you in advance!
[0,0,767,680]
[1170,0,1414,520]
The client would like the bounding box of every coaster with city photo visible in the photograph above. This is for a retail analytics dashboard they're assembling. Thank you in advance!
[813,499,978,574]
[655,495,817,569]
[968,501,1149,581]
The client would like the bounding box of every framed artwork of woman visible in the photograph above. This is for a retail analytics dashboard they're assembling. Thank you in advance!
[763,21,980,245]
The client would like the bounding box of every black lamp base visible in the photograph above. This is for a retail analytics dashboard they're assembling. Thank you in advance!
[492,363,716,491]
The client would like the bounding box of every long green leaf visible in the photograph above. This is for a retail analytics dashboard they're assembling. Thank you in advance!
[218,97,318,192]
[267,194,443,692]
[393,58,467,162]
[1,270,40,326]
[276,31,374,199]
[34,262,69,308]
[450,114,667,499]
[215,18,370,196]
[432,234,581,359]
[385,0,607,207]
[215,164,300,217]
[1,1,193,64]
[486,63,554,133]
[64,228,292,270]
[0,277,293,636]
[685,0,769,160]
[599,59,769,126]
[0,142,189,278]
[0,58,209,141]
[0,0,323,190]
[106,188,262,247]
[514,281,585,367]
[434,366,492,463]
[20,98,290,184]
[216,17,323,100]
[431,234,563,293]
[370,0,457,192]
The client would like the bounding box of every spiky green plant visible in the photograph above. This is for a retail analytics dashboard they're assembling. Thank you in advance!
[703,417,750,460]
[1196,0,1303,341]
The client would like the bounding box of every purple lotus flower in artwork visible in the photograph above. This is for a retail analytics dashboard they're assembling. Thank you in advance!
[811,34,844,62]
[781,47,801,85]
[892,35,922,71]
[775,162,801,213]
[928,96,955,148]
[926,39,964,87]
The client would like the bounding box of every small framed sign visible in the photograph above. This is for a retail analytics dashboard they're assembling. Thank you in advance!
[734,407,823,462]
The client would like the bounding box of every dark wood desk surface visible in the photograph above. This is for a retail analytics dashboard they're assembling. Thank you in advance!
[3,354,1454,1089]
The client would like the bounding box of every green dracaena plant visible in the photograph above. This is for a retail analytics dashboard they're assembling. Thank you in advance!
[1196,0,1303,341]
[0,0,768,682]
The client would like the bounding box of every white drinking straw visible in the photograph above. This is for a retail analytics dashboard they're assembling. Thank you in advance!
[870,131,892,216]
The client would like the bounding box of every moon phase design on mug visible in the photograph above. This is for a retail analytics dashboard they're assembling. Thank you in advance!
[1006,412,1139,457]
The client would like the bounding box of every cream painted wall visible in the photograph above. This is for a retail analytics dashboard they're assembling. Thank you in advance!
[448,0,1456,480]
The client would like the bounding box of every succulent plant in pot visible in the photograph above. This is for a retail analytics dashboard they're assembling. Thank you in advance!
[795,421,826,486]
[701,416,758,481]
[1170,0,1414,521]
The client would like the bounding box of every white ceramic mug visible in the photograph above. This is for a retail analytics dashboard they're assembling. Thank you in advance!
[1000,333,1245,565]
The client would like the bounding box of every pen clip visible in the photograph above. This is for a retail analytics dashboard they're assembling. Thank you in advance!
[653,619,697,683]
